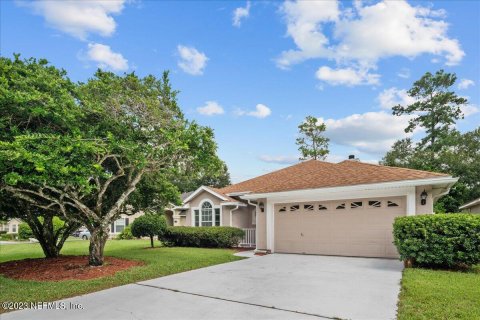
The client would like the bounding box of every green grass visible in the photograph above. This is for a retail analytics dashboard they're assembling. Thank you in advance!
[398,265,480,320]
[0,240,242,308]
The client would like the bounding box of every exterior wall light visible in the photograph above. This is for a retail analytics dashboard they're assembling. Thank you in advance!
[420,189,428,205]
[259,202,265,212]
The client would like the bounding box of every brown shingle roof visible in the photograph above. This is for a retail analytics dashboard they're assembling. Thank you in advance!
[219,159,449,194]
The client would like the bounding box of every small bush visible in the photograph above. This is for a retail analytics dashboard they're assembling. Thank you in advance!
[162,226,245,248]
[0,233,15,240]
[131,214,167,247]
[393,214,480,268]
[18,223,33,240]
[116,225,134,240]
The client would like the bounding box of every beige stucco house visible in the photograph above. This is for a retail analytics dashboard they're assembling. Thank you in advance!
[460,198,480,213]
[171,158,457,258]
[0,218,21,234]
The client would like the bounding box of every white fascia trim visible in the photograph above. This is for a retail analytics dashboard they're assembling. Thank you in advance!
[460,198,480,210]
[221,202,247,206]
[241,177,458,201]
[183,186,228,204]
[225,191,252,196]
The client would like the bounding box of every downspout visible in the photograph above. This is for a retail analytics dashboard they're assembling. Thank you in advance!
[247,199,263,253]
[230,205,240,227]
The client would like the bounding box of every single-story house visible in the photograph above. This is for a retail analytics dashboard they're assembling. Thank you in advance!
[459,197,480,213]
[0,218,21,234]
[171,157,457,258]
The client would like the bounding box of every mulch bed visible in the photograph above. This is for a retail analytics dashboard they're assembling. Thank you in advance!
[0,256,143,281]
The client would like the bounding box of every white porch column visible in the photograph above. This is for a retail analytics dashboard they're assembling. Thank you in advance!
[406,187,416,216]
[265,200,275,253]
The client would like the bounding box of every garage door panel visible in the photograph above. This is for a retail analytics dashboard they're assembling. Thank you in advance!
[274,197,405,258]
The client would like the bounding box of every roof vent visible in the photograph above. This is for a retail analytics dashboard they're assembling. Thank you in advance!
[348,155,355,160]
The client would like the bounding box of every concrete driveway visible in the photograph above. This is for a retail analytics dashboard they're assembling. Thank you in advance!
[4,254,403,320]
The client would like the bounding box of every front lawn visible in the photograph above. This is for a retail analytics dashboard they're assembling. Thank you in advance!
[398,265,480,320]
[0,240,242,309]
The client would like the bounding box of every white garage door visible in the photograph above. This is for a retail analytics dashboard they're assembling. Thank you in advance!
[274,197,405,258]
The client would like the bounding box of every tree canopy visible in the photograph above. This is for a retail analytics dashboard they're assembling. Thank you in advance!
[296,116,329,160]
[0,55,229,264]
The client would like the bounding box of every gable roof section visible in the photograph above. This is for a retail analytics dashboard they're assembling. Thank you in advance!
[219,159,450,194]
[182,186,239,204]
[459,197,480,210]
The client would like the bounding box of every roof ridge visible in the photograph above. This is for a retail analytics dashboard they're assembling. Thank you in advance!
[338,160,449,177]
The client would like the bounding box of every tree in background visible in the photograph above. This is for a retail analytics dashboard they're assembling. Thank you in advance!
[383,70,478,212]
[130,214,167,248]
[0,57,225,265]
[296,116,329,160]
[392,69,467,169]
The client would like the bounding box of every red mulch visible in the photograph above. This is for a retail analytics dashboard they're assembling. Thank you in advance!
[0,256,143,281]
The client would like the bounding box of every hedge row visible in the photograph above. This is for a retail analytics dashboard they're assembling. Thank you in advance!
[393,214,480,267]
[161,226,245,248]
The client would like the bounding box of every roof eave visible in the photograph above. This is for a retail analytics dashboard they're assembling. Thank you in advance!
[240,176,458,200]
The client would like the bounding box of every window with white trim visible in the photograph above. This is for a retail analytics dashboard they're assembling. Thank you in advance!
[214,208,220,226]
[303,204,314,211]
[369,200,381,208]
[387,201,399,207]
[114,218,126,233]
[201,202,213,226]
[289,204,300,212]
[351,201,363,209]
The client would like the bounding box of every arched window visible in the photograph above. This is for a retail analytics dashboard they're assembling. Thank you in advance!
[201,201,213,226]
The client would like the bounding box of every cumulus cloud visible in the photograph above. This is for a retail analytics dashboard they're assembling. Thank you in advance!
[319,111,415,155]
[397,68,411,79]
[458,79,475,90]
[232,1,251,27]
[461,105,479,117]
[258,155,298,165]
[277,0,464,85]
[18,0,126,40]
[177,45,208,75]
[235,104,272,118]
[86,43,128,71]
[316,66,380,86]
[377,87,416,109]
[197,101,225,116]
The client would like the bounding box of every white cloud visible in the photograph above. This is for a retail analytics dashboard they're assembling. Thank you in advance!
[377,87,416,109]
[197,101,224,116]
[232,1,251,27]
[316,66,380,86]
[236,104,272,118]
[458,79,475,90]
[177,45,208,75]
[276,0,339,69]
[397,68,411,79]
[277,0,464,85]
[86,43,128,71]
[258,155,298,165]
[18,0,126,40]
[461,105,479,117]
[319,111,415,155]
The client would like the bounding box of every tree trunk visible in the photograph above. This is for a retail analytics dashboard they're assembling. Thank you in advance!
[88,226,109,266]
[26,218,59,258]
[150,235,154,248]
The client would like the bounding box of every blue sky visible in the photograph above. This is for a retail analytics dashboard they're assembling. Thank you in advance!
[1,1,479,183]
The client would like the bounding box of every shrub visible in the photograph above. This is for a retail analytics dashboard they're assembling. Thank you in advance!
[393,214,480,268]
[161,226,245,248]
[131,214,167,248]
[116,225,134,240]
[18,223,33,240]
[0,233,16,240]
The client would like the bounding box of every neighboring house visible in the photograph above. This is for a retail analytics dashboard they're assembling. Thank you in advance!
[108,211,146,236]
[171,157,457,258]
[459,198,480,213]
[0,218,21,234]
